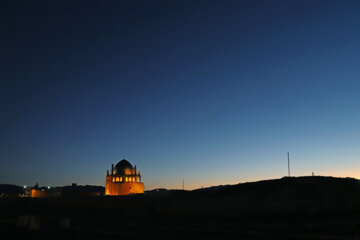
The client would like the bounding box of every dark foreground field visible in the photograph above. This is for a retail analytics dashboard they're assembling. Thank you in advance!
[2,176,360,239]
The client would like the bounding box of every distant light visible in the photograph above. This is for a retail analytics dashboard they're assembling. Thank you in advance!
[47,186,51,189]
[23,185,27,189]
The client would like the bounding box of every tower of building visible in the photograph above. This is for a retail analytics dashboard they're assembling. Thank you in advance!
[105,159,144,195]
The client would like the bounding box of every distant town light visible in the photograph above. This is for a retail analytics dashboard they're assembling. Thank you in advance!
[23,185,27,188]
[47,186,51,189]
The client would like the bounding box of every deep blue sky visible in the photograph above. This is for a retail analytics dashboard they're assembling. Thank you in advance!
[2,1,360,189]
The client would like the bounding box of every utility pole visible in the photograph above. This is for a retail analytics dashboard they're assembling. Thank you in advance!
[182,179,184,190]
[287,152,290,177]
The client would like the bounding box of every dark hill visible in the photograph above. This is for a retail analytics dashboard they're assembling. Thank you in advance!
[194,176,360,196]
[56,185,104,193]
[2,176,360,239]
[0,184,104,195]
[0,184,24,194]
[186,176,360,215]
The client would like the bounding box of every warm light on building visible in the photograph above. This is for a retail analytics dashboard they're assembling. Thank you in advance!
[105,159,144,196]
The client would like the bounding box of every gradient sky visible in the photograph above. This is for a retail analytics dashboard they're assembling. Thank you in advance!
[2,1,360,190]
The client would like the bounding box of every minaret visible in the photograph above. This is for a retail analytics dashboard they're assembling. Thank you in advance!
[111,164,114,175]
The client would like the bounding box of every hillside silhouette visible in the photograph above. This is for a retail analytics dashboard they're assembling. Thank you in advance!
[2,176,360,239]
[0,184,104,196]
[0,184,24,194]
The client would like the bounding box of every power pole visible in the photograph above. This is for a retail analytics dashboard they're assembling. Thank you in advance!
[287,152,290,177]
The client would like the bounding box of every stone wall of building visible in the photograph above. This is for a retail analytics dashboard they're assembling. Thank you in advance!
[106,181,144,195]
[31,189,61,198]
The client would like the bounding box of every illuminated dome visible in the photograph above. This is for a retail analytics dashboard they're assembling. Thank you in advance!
[106,159,144,196]
[114,159,133,174]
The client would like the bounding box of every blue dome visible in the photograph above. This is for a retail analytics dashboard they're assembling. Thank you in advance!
[114,159,133,174]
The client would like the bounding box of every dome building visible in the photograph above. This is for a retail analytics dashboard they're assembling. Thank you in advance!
[105,159,144,195]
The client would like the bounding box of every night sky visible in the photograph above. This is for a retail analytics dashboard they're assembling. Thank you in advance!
[2,1,360,189]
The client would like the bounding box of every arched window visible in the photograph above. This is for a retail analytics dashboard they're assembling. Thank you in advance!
[112,177,115,182]
[136,177,140,182]
[116,177,119,182]
[120,177,122,182]
[125,177,128,182]
[132,177,135,182]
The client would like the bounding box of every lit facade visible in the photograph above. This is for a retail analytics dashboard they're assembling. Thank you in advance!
[105,159,144,195]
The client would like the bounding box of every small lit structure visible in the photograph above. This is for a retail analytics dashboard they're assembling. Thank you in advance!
[105,159,144,195]
[29,184,60,198]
